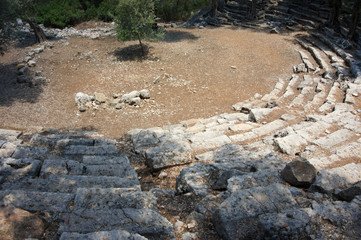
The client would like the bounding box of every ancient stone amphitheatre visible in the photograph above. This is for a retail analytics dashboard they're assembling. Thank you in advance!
[1,0,361,239]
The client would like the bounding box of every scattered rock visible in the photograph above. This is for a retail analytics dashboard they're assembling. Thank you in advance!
[248,108,274,122]
[281,158,317,188]
[265,101,278,108]
[121,91,140,103]
[75,92,92,111]
[18,66,29,75]
[129,97,141,106]
[139,89,150,99]
[17,75,29,83]
[33,47,44,54]
[31,77,48,86]
[94,92,107,104]
[27,60,36,67]
[270,27,280,34]
[293,63,307,73]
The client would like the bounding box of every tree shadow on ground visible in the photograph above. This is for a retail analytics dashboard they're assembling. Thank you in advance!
[0,62,43,107]
[112,44,153,62]
[161,30,199,43]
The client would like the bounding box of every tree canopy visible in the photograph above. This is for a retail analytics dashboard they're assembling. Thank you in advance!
[113,0,163,56]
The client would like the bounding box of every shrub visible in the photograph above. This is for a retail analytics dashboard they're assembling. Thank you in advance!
[155,0,209,22]
[35,0,85,28]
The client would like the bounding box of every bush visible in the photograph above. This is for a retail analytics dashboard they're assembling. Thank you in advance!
[35,0,85,28]
[155,0,209,22]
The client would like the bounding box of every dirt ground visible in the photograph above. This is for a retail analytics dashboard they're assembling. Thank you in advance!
[0,25,300,138]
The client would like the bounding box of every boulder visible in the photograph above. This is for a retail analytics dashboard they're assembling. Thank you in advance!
[212,184,297,240]
[145,141,192,171]
[281,158,317,188]
[176,164,213,196]
[336,181,361,201]
[0,206,44,240]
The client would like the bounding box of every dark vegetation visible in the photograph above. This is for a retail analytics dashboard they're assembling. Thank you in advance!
[0,0,360,54]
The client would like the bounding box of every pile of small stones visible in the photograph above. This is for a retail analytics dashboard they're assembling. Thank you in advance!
[75,89,151,112]
[16,43,53,87]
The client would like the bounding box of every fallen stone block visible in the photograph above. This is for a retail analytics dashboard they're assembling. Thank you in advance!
[281,158,317,188]
[145,142,192,171]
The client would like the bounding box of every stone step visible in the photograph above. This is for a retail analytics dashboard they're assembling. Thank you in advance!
[64,144,118,156]
[60,229,147,240]
[288,8,324,24]
[298,50,316,72]
[73,188,157,211]
[309,138,361,169]
[1,175,141,193]
[311,32,353,66]
[0,190,74,213]
[261,78,287,102]
[310,163,361,193]
[304,79,330,111]
[305,37,344,68]
[39,157,138,179]
[289,85,316,108]
[230,119,288,142]
[84,164,138,179]
[312,129,355,150]
[278,75,301,102]
[297,39,332,73]
[273,121,333,155]
[11,145,50,160]
[59,208,175,239]
[318,81,342,113]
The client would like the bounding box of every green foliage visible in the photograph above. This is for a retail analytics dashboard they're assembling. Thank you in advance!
[95,0,118,21]
[114,0,161,42]
[155,0,209,21]
[32,0,118,28]
[35,0,85,28]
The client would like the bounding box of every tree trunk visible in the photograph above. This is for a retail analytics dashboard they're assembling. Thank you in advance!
[348,0,361,39]
[137,33,145,56]
[328,0,342,29]
[27,19,47,43]
[249,0,257,20]
[211,0,218,18]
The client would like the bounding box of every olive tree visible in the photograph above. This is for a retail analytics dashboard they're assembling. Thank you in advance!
[114,0,161,56]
